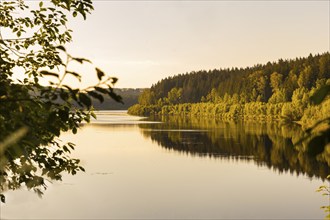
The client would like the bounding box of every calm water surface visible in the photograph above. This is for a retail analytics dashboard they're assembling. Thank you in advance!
[1,111,328,219]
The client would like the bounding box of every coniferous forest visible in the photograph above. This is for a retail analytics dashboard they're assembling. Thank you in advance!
[128,52,330,128]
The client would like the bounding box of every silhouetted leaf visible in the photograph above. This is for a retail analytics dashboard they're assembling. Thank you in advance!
[66,71,81,80]
[39,70,59,78]
[58,110,69,121]
[63,85,72,91]
[108,91,123,104]
[79,93,92,107]
[68,89,79,101]
[95,67,104,80]
[63,146,70,153]
[56,45,66,52]
[72,127,77,134]
[112,77,118,84]
[49,126,60,137]
[59,90,69,101]
[87,91,104,103]
[68,142,75,150]
[0,194,5,203]
[94,86,108,94]
[81,12,87,20]
[71,57,91,64]
[34,188,44,198]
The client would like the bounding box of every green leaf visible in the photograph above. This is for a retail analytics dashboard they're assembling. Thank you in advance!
[91,112,96,119]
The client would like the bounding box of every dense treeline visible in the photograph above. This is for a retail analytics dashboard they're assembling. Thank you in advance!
[146,52,329,103]
[128,52,330,127]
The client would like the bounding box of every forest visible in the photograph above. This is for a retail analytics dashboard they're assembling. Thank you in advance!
[92,88,142,110]
[128,52,330,128]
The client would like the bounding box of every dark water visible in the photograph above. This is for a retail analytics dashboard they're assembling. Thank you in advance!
[1,111,329,219]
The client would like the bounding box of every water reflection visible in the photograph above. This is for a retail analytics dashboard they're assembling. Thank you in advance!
[0,111,158,201]
[139,115,330,180]
[1,112,328,219]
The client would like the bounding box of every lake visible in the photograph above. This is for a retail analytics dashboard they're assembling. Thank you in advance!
[1,111,328,219]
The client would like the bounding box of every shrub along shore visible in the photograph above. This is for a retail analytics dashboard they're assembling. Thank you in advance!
[128,96,330,128]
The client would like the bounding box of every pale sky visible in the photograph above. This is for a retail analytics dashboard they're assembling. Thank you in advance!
[63,1,329,88]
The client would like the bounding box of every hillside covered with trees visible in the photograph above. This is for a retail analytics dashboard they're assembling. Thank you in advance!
[128,52,329,127]
[92,88,143,110]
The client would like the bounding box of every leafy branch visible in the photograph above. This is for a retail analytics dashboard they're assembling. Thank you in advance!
[0,0,121,203]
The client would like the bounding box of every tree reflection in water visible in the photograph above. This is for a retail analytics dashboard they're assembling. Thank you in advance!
[1,114,328,204]
[139,115,330,180]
